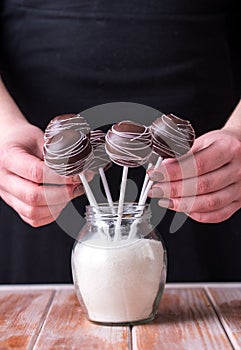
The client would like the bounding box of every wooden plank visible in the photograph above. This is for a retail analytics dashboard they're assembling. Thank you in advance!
[206,287,241,350]
[132,288,232,350]
[33,289,130,350]
[0,289,54,350]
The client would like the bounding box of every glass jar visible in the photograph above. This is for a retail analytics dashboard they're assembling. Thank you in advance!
[71,203,167,325]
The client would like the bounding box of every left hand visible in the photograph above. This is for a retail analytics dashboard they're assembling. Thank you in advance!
[0,123,87,227]
[147,129,241,223]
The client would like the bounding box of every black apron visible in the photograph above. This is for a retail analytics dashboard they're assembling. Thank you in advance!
[0,0,241,283]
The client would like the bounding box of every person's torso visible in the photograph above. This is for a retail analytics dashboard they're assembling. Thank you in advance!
[0,0,240,133]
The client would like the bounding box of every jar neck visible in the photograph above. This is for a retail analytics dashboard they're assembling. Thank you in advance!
[85,203,151,224]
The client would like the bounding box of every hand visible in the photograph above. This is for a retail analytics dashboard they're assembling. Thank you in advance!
[147,129,241,223]
[0,123,85,227]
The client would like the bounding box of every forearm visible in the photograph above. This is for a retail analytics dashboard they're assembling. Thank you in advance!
[0,77,29,132]
[222,99,241,139]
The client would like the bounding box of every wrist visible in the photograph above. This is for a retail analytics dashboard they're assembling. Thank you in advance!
[221,126,241,140]
[0,112,30,134]
[0,79,30,132]
[222,99,241,139]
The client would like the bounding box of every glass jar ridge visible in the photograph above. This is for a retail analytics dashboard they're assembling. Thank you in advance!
[82,202,153,241]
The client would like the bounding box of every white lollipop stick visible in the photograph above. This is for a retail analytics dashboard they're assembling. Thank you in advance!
[130,162,152,241]
[138,157,162,206]
[128,157,162,240]
[99,167,115,213]
[138,163,153,203]
[79,173,99,209]
[115,165,128,240]
[79,172,111,239]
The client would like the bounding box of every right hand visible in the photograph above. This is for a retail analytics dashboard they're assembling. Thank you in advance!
[0,122,86,227]
[148,129,241,223]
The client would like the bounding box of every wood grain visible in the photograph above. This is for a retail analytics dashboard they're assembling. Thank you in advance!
[206,287,241,350]
[33,289,130,350]
[1,285,240,350]
[132,288,232,350]
[0,289,54,350]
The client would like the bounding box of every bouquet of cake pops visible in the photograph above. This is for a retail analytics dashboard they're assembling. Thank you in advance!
[44,112,195,240]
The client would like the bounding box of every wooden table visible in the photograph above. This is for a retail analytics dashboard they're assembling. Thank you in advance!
[0,283,241,350]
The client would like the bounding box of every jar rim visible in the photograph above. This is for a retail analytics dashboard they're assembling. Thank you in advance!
[85,202,151,220]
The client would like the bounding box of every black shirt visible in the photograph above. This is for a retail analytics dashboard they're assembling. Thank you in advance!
[0,0,241,283]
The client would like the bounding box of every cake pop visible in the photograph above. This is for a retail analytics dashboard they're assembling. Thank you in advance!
[89,130,114,211]
[138,113,195,205]
[44,129,93,176]
[44,129,101,209]
[89,130,111,172]
[105,121,152,167]
[151,113,195,158]
[105,121,152,238]
[44,113,90,141]
[90,130,106,147]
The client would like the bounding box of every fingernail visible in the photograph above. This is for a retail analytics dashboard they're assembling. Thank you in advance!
[148,171,164,181]
[72,175,81,183]
[85,170,95,182]
[158,199,174,208]
[149,188,164,198]
[73,184,84,196]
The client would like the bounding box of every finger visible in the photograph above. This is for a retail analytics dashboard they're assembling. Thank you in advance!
[0,189,66,226]
[188,201,241,223]
[149,163,237,198]
[148,139,231,182]
[3,151,82,185]
[0,173,84,206]
[19,212,61,227]
[44,168,94,185]
[44,183,85,205]
[43,183,85,205]
[157,183,241,213]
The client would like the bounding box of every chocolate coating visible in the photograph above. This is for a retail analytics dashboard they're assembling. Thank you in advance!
[44,113,90,140]
[151,113,195,158]
[90,130,106,149]
[44,130,93,176]
[105,121,152,167]
[89,130,111,173]
[88,144,112,173]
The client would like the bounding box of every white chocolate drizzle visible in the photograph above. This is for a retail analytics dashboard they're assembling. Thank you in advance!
[44,130,93,176]
[151,114,195,158]
[90,130,106,148]
[88,130,111,173]
[89,144,111,173]
[44,113,90,141]
[105,121,152,167]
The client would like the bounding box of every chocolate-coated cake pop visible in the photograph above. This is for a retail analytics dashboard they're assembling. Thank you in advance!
[44,130,93,176]
[88,145,111,173]
[44,113,90,141]
[90,130,106,148]
[105,121,152,167]
[89,130,111,173]
[151,113,195,158]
